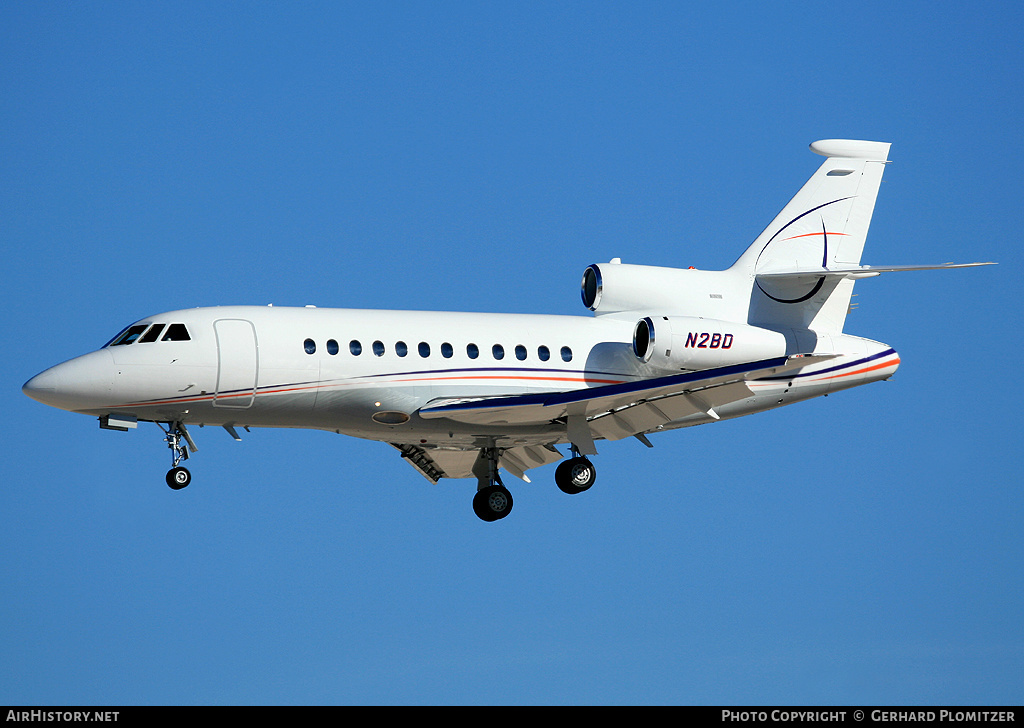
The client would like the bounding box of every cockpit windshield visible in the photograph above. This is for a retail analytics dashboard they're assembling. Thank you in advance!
[105,322,191,347]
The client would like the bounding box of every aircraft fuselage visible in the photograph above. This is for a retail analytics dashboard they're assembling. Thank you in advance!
[24,304,899,451]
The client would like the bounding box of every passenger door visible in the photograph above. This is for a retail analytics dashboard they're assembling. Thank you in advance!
[213,319,258,408]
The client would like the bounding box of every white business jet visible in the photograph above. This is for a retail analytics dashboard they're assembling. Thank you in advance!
[23,140,991,521]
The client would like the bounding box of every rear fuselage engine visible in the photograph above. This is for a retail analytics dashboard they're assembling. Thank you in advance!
[580,262,788,371]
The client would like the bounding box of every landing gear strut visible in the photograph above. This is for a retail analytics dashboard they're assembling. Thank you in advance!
[159,421,197,490]
[555,446,596,495]
[472,446,513,522]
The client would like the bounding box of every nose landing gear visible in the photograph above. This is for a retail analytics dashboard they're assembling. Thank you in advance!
[159,421,197,490]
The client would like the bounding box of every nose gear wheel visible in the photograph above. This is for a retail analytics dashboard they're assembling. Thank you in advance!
[158,421,197,490]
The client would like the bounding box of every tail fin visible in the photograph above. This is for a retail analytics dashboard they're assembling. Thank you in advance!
[732,139,891,334]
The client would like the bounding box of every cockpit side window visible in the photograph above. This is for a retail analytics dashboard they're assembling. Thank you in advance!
[162,323,191,341]
[139,324,166,343]
[103,325,132,348]
[106,322,191,347]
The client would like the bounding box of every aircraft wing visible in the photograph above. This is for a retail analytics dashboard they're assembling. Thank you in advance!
[419,354,835,455]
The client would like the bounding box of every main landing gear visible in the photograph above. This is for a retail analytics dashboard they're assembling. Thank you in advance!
[471,445,598,522]
[554,453,597,495]
[472,446,514,522]
[159,421,197,490]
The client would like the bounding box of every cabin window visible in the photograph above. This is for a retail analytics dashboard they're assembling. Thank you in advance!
[304,339,316,355]
[561,346,573,362]
[349,340,361,356]
[110,325,149,346]
[515,344,527,361]
[418,342,430,358]
[467,343,479,359]
[538,345,550,361]
[326,339,339,355]
[372,340,385,357]
[162,323,191,341]
[396,341,408,357]
[492,344,504,360]
[441,342,453,358]
[139,324,166,343]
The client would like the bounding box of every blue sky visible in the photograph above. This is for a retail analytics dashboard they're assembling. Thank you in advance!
[2,1,1020,705]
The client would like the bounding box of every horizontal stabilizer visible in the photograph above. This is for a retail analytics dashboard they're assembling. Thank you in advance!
[756,261,995,283]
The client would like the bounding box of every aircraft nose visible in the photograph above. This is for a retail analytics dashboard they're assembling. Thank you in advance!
[22,350,116,412]
[22,369,58,403]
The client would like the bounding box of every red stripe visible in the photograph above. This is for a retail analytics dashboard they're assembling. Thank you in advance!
[748,356,900,388]
[113,373,625,408]
[779,231,850,241]
[808,357,900,381]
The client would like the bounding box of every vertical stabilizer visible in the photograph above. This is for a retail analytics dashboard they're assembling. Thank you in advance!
[732,139,891,334]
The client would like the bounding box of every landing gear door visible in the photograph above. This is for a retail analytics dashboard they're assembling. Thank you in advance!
[213,319,258,408]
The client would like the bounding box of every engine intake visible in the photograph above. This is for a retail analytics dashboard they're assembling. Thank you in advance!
[581,265,603,310]
[632,316,787,371]
[633,317,655,361]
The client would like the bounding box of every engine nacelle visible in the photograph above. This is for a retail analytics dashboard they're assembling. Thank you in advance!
[581,261,748,321]
[632,316,788,371]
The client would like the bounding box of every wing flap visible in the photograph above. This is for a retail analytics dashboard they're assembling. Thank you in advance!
[589,400,681,441]
[499,444,564,481]
[589,380,755,441]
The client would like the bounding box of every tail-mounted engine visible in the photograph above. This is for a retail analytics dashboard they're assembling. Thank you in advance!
[580,261,747,321]
[582,262,696,314]
[632,315,787,371]
[580,261,788,370]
